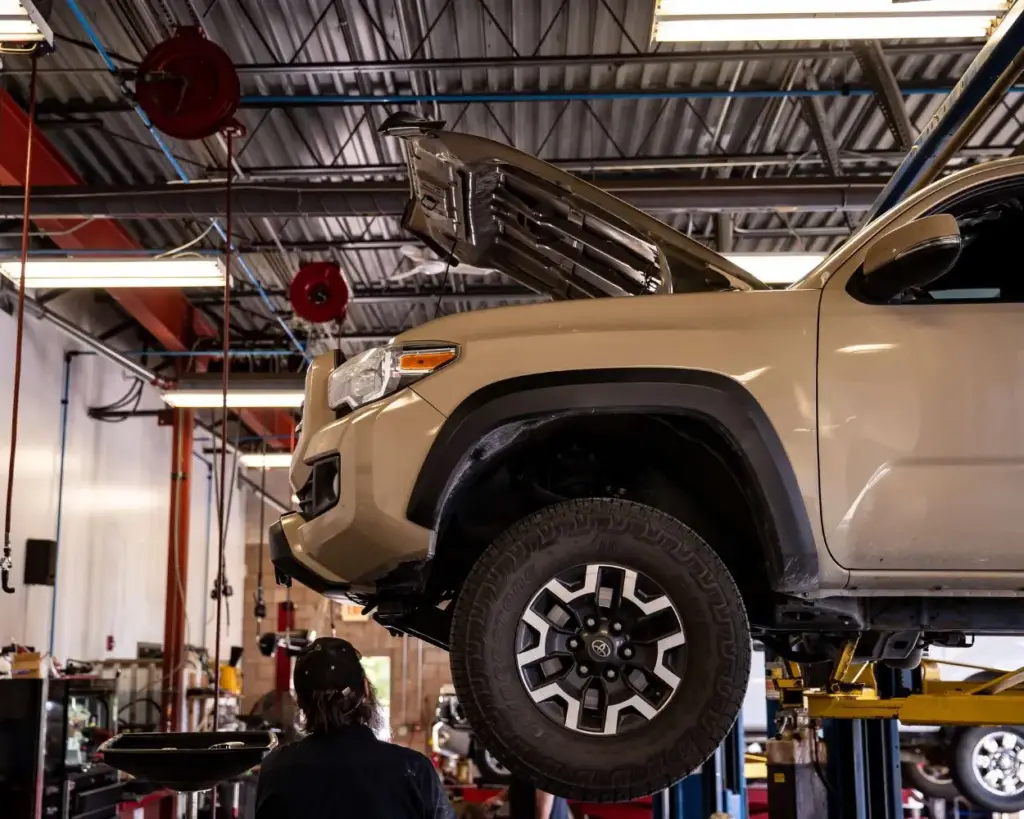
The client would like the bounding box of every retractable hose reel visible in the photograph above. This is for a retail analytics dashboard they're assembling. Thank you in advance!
[135,27,241,140]
[99,28,277,793]
[289,261,352,325]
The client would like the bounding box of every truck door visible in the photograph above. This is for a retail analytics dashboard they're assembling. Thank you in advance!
[817,177,1024,580]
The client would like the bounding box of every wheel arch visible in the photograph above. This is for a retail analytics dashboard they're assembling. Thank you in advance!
[407,368,820,595]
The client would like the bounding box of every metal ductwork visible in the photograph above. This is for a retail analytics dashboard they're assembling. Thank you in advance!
[0,177,887,218]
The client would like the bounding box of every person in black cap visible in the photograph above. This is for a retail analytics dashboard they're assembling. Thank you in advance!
[255,636,454,819]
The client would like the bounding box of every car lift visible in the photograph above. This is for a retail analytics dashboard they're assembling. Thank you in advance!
[652,713,748,819]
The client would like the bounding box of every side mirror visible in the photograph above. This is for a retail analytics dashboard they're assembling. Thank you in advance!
[855,213,962,303]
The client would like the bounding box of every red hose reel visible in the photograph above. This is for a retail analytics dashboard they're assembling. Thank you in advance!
[289,262,351,325]
[135,27,241,140]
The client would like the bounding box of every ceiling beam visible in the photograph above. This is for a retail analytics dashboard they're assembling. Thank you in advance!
[0,43,979,78]
[852,41,917,151]
[32,80,996,115]
[0,176,890,216]
[204,144,1007,182]
[0,89,293,445]
[799,77,843,177]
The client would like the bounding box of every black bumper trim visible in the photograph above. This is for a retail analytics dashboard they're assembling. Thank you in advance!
[268,518,350,596]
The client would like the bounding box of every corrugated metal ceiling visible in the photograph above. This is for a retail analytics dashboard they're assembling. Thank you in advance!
[0,0,1020,355]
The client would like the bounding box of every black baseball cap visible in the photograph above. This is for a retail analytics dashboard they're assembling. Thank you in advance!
[293,637,366,704]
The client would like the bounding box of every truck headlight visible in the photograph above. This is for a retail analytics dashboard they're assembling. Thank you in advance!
[326,343,458,411]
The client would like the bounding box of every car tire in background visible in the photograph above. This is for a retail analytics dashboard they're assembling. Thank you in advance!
[950,725,1024,814]
[450,498,751,802]
[471,745,513,786]
[901,760,959,801]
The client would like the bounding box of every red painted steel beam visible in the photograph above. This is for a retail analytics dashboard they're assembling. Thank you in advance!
[161,408,193,736]
[0,90,294,444]
[0,88,210,349]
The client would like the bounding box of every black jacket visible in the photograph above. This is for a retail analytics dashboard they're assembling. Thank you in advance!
[255,726,454,819]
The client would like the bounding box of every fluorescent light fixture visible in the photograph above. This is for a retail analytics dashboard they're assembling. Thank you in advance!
[0,258,227,289]
[239,452,293,469]
[653,15,994,40]
[724,253,826,285]
[160,375,305,409]
[0,0,53,44]
[161,390,304,409]
[656,0,1007,14]
[652,0,1004,41]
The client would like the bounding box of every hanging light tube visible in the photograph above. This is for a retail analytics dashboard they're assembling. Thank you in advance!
[656,0,1008,14]
[160,390,305,409]
[0,0,53,45]
[160,375,305,409]
[652,0,1005,41]
[238,452,293,469]
[0,258,228,289]
[724,253,826,284]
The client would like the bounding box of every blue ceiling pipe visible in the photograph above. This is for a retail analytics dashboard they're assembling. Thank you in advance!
[241,85,1024,107]
[868,0,1024,219]
[63,0,309,362]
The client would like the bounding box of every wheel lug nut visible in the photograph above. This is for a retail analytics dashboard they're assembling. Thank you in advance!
[585,617,597,628]
[611,621,622,632]
[605,669,617,680]
[568,638,579,649]
[579,665,590,676]
[622,647,633,658]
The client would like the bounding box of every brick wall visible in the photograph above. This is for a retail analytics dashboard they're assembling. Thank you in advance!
[241,540,451,752]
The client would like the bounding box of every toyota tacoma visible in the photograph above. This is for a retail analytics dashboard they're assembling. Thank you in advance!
[270,115,1024,803]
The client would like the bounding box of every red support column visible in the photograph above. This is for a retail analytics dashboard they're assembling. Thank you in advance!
[275,601,296,696]
[161,408,194,734]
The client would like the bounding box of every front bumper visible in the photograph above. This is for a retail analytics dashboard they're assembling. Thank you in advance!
[270,387,446,596]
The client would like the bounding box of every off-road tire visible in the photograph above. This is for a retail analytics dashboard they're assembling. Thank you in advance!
[951,725,1024,813]
[449,498,751,802]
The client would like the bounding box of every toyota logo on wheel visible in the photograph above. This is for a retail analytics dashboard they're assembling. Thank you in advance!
[590,638,612,659]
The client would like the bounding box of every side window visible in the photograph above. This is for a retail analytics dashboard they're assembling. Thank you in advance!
[915,186,1024,303]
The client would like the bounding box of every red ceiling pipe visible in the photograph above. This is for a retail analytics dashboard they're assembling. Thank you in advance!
[0,90,294,445]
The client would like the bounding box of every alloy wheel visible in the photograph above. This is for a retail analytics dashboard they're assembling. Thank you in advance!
[971,730,1024,797]
[515,562,686,736]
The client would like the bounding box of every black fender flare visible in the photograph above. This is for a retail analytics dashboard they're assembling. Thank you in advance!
[407,368,820,594]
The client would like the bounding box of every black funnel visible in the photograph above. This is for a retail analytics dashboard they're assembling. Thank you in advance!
[98,731,277,791]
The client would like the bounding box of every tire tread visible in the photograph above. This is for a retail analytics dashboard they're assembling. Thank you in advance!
[450,498,751,802]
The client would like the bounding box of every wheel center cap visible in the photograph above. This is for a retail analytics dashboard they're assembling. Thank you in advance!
[588,636,614,660]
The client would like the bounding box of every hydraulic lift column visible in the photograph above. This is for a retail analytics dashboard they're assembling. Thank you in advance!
[653,714,746,819]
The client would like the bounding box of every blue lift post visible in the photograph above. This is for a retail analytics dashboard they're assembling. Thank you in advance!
[653,712,747,819]
[867,0,1024,219]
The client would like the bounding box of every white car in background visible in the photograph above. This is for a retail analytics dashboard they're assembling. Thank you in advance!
[899,637,1024,813]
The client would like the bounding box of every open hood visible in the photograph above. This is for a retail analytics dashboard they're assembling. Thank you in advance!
[380,113,766,299]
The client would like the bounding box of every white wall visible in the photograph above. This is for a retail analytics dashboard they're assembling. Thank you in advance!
[0,295,245,664]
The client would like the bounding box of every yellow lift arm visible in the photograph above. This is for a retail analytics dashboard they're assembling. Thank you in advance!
[771,644,1024,726]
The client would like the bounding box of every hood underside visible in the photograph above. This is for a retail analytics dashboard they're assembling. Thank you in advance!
[380,113,766,299]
